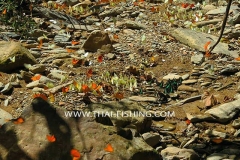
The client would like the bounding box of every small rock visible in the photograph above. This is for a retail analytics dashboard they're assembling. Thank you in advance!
[219,67,239,75]
[205,129,226,138]
[232,119,240,129]
[106,53,116,60]
[161,146,200,160]
[0,83,13,94]
[0,108,12,126]
[191,53,204,65]
[142,132,160,147]
[163,73,181,80]
[26,80,45,89]
[82,30,113,52]
[29,64,46,73]
[181,74,190,80]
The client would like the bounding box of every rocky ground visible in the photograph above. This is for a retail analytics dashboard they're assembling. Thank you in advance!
[0,0,240,159]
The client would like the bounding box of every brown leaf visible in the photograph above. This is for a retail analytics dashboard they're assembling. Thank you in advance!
[204,94,218,108]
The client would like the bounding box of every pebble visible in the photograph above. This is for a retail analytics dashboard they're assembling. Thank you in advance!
[163,73,181,80]
[142,132,160,147]
[232,119,240,129]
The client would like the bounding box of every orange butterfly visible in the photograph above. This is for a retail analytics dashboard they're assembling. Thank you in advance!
[71,41,79,45]
[82,84,90,93]
[66,48,76,53]
[13,117,24,124]
[70,149,81,159]
[205,50,211,57]
[204,41,211,51]
[235,57,240,61]
[104,143,114,152]
[113,34,119,39]
[46,135,56,142]
[97,55,104,62]
[185,119,191,125]
[33,93,48,101]
[113,92,124,100]
[31,74,41,81]
[72,59,79,65]
[2,9,6,15]
[86,68,93,78]
[62,87,69,93]
[181,3,189,8]
[38,39,43,49]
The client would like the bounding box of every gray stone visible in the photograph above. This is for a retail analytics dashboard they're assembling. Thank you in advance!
[206,153,235,160]
[161,146,200,160]
[128,96,158,102]
[171,28,239,58]
[205,99,240,123]
[205,129,226,138]
[29,64,46,73]
[82,30,113,52]
[0,108,12,126]
[0,41,37,72]
[206,5,239,15]
[232,119,240,128]
[181,74,190,80]
[0,99,161,160]
[142,132,160,147]
[163,73,181,80]
[0,83,13,94]
[116,20,147,30]
[178,85,198,92]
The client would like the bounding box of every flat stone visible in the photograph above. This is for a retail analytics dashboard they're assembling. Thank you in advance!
[171,28,238,58]
[206,5,239,15]
[128,96,158,102]
[178,85,198,92]
[163,73,181,80]
[182,79,198,84]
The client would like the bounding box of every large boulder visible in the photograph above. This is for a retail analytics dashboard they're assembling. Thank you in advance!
[81,30,113,52]
[0,41,37,72]
[0,99,160,160]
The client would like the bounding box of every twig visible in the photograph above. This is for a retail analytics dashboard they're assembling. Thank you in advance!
[208,0,233,53]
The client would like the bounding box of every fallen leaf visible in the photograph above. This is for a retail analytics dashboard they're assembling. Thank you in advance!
[97,54,104,62]
[104,143,114,152]
[31,74,41,81]
[181,3,189,8]
[46,135,56,142]
[13,117,24,124]
[86,68,93,78]
[204,41,211,51]
[70,149,81,158]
